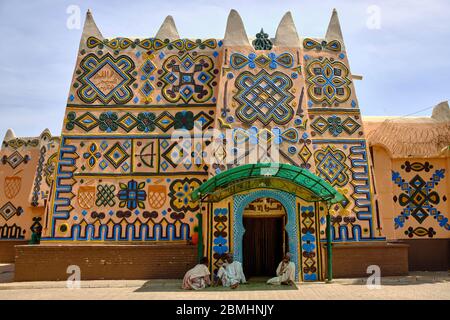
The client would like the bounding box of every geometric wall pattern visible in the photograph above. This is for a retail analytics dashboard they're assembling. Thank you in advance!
[45,21,221,242]
[3,11,448,282]
[27,11,394,282]
[0,131,58,240]
[392,161,448,238]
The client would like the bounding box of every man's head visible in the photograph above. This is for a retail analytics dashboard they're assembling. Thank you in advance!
[282,253,291,263]
[200,257,208,265]
[225,253,234,263]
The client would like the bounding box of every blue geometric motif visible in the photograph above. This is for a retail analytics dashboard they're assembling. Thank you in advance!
[306,57,351,105]
[315,146,349,187]
[234,70,294,125]
[230,52,294,70]
[314,140,385,242]
[77,53,135,104]
[392,169,447,229]
[159,53,216,103]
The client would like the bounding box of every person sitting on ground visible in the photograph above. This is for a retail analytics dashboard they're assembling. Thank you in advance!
[216,253,247,289]
[29,226,42,245]
[182,257,211,290]
[267,253,295,285]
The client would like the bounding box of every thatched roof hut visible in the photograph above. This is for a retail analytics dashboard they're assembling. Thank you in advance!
[364,101,450,158]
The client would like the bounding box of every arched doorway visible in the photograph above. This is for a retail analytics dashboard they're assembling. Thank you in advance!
[191,163,345,282]
[243,197,287,278]
[233,189,299,280]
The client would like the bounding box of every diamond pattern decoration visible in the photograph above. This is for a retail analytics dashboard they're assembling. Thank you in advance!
[99,160,109,170]
[117,113,138,132]
[230,52,294,70]
[104,142,130,169]
[311,115,361,137]
[341,117,361,134]
[140,56,156,103]
[392,167,446,231]
[161,141,192,169]
[398,174,438,224]
[74,112,99,131]
[254,54,271,67]
[0,202,22,221]
[193,111,214,130]
[66,110,214,133]
[310,116,329,134]
[100,141,109,151]
[141,59,156,76]
[155,111,175,132]
[1,151,29,169]
[141,81,154,97]
[298,145,312,164]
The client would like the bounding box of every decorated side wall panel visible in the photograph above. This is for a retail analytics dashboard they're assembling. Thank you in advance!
[0,132,59,241]
[390,158,448,239]
[212,45,313,172]
[301,39,383,242]
[46,12,383,245]
[44,37,221,241]
[211,34,382,243]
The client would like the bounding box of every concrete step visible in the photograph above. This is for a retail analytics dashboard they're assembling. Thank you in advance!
[0,264,14,274]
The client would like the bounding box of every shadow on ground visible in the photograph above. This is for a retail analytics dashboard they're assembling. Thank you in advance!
[337,271,450,287]
[134,277,298,293]
[0,264,14,284]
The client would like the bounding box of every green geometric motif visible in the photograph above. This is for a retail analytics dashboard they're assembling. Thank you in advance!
[96,184,116,207]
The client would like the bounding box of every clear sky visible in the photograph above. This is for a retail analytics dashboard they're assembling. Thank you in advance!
[0,0,449,137]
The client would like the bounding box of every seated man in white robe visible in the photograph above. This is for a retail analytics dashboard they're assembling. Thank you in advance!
[216,253,247,289]
[267,253,296,285]
[182,257,211,290]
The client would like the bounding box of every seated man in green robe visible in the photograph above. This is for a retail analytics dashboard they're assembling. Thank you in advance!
[29,226,42,245]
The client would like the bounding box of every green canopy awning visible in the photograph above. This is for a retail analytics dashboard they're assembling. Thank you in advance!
[191,163,345,204]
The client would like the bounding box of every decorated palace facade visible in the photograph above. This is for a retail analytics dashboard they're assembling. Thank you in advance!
[1,10,449,281]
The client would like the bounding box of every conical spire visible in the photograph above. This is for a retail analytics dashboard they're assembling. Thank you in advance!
[431,101,450,121]
[80,10,103,48]
[325,9,344,43]
[155,15,180,40]
[40,128,52,138]
[223,9,251,47]
[3,129,15,142]
[274,12,300,47]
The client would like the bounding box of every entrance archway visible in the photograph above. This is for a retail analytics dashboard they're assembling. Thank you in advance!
[191,163,345,282]
[233,189,299,280]
[243,197,286,278]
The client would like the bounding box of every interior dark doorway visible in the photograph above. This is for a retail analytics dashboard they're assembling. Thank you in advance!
[243,215,285,278]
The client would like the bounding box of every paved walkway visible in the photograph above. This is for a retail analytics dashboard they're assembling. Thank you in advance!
[0,269,448,300]
[1,281,449,300]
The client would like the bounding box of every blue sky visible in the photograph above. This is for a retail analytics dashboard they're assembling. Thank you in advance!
[0,0,449,137]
